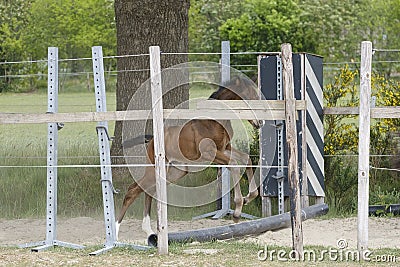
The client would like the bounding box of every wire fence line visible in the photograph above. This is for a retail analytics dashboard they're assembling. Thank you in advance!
[0,59,47,65]
[0,162,398,172]
[0,68,150,78]
[0,163,287,169]
[0,48,397,83]
[0,103,107,108]
[373,49,400,53]
[1,70,262,79]
[0,64,253,79]
[324,60,400,65]
[370,166,400,172]
[0,53,149,65]
[1,62,398,80]
[0,155,146,159]
[0,51,281,66]
[0,48,397,66]
[2,59,399,68]
[0,154,397,161]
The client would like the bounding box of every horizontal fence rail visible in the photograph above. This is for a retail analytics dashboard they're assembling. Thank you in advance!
[4,102,400,125]
[0,100,306,124]
[324,106,400,118]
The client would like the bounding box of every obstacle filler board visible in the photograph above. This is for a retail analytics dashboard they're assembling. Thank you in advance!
[259,53,325,216]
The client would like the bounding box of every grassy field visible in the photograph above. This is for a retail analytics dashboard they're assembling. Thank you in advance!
[0,242,398,266]
[0,86,260,219]
[0,91,111,218]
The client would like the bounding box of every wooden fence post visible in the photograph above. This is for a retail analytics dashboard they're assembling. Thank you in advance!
[281,43,304,260]
[149,46,169,255]
[358,41,372,258]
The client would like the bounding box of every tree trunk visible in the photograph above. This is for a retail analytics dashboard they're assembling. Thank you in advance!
[113,0,190,176]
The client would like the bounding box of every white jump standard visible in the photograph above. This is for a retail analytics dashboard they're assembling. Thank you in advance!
[19,47,84,252]
[89,46,149,256]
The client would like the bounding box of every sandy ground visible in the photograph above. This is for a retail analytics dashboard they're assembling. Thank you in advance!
[250,217,400,249]
[0,216,399,250]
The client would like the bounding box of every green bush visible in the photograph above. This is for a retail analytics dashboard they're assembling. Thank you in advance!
[370,187,400,206]
[324,66,400,214]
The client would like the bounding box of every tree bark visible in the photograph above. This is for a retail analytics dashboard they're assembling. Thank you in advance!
[113,0,190,175]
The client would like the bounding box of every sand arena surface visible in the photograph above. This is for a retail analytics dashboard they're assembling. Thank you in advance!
[0,216,399,249]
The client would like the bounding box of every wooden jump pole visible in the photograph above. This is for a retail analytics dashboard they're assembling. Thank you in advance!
[163,203,328,245]
[149,46,169,255]
[357,41,372,258]
[281,43,304,259]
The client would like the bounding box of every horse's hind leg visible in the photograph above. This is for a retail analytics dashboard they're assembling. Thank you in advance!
[116,166,157,240]
[141,164,188,237]
[115,180,145,240]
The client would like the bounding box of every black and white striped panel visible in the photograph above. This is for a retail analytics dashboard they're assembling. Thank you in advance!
[304,55,325,197]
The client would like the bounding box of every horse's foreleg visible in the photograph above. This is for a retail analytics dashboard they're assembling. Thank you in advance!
[215,151,244,223]
[230,164,243,223]
[241,158,258,205]
[229,148,258,205]
[142,193,155,237]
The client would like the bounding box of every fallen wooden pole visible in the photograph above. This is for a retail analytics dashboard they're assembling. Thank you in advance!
[147,203,328,246]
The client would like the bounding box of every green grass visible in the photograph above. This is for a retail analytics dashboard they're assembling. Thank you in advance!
[0,91,114,218]
[0,242,398,266]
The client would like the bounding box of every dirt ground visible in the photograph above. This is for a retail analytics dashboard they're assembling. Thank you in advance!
[0,216,399,249]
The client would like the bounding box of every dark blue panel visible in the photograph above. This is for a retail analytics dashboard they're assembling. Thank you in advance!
[260,56,277,100]
[261,54,303,197]
[259,56,289,196]
[293,54,304,194]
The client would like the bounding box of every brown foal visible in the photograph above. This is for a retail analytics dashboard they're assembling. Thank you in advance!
[116,76,263,239]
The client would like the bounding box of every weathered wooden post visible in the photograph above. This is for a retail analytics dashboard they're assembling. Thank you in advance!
[281,43,304,259]
[149,45,169,255]
[358,41,372,259]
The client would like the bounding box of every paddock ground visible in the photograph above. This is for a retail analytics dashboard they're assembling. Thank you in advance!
[0,216,399,266]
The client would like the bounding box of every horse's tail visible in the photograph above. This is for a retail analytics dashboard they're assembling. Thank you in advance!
[122,134,153,148]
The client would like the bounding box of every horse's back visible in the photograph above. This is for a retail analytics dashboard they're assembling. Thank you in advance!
[161,120,232,162]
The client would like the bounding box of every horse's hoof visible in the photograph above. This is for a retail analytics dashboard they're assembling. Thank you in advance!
[148,234,158,247]
[232,214,240,223]
[243,191,258,205]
